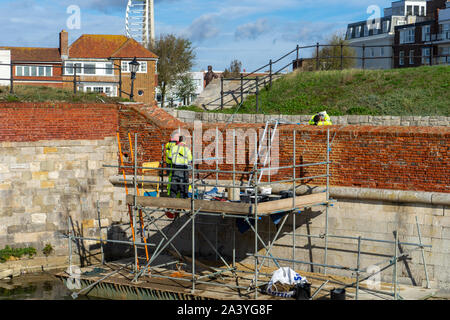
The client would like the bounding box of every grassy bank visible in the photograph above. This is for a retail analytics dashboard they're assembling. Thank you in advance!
[0,85,129,104]
[184,65,450,116]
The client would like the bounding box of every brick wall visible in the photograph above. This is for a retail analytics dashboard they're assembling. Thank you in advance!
[119,107,450,193]
[0,102,119,142]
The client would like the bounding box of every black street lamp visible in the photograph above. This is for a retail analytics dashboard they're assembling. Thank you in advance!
[129,57,140,101]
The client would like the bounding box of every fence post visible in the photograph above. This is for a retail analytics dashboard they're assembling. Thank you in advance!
[430,43,433,66]
[340,44,344,70]
[316,42,320,71]
[10,63,13,94]
[296,44,299,62]
[269,59,272,89]
[73,66,77,94]
[240,74,243,104]
[220,76,224,110]
[119,64,122,98]
[362,44,366,70]
[255,76,259,113]
[392,45,395,69]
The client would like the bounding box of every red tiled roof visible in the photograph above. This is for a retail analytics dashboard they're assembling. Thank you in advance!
[69,35,157,59]
[111,38,158,59]
[0,47,61,62]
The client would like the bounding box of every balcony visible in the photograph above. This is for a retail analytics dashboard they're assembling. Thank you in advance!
[424,32,450,42]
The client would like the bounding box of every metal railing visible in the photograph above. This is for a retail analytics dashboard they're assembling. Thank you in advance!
[205,42,450,111]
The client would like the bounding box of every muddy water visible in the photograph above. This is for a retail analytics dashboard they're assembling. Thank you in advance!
[0,271,105,300]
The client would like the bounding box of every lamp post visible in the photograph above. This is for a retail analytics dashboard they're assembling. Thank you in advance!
[129,57,140,101]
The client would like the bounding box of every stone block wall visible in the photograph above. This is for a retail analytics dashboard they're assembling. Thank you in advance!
[165,109,450,127]
[0,103,128,270]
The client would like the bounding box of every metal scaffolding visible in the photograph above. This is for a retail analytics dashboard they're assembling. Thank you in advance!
[62,126,432,300]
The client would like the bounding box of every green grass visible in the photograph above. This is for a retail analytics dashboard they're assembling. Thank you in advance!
[0,246,37,263]
[0,85,130,104]
[186,65,450,116]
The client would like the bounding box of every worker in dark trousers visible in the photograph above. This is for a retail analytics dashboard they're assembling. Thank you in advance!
[164,133,179,196]
[169,136,193,199]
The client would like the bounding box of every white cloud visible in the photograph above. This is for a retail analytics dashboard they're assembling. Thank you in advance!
[235,18,270,41]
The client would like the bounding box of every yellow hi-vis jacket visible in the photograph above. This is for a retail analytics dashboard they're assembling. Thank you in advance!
[165,141,177,164]
[169,143,193,166]
[309,113,332,126]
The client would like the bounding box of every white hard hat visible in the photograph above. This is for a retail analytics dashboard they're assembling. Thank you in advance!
[319,111,327,116]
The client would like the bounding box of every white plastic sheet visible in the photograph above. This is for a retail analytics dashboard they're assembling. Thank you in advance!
[266,267,308,298]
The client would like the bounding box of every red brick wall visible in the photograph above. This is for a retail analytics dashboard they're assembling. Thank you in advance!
[0,102,119,142]
[1,103,447,193]
[118,107,450,193]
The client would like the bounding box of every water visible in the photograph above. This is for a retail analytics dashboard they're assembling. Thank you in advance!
[0,271,105,300]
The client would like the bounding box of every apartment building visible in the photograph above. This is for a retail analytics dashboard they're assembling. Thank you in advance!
[393,0,448,67]
[346,0,430,69]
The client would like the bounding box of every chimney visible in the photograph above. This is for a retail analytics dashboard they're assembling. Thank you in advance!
[59,30,68,59]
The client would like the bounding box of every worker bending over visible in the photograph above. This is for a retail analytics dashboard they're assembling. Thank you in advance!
[169,136,193,199]
[309,111,332,126]
[164,133,179,196]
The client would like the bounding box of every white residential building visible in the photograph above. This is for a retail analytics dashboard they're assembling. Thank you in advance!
[346,0,429,69]
[0,49,11,86]
[157,71,205,108]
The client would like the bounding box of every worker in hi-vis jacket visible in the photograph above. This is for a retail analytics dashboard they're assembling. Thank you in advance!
[168,136,193,199]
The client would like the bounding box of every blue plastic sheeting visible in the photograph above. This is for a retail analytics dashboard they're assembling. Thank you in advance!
[270,212,288,225]
[236,218,255,234]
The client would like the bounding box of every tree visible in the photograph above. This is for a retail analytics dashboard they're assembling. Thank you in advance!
[223,59,242,78]
[312,33,356,71]
[174,74,197,106]
[148,34,196,107]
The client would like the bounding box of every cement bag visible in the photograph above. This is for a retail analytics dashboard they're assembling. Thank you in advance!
[266,267,307,298]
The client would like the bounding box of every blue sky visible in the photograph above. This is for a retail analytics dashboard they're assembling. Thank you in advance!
[0,0,393,71]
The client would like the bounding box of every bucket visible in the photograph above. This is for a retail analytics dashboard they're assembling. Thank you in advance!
[330,288,346,300]
[294,282,311,300]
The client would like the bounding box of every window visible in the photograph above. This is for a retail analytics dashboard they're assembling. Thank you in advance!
[443,24,450,40]
[420,6,425,16]
[83,85,117,97]
[356,26,361,38]
[422,48,431,65]
[139,62,147,73]
[381,47,385,57]
[364,25,369,37]
[400,28,415,44]
[370,48,375,57]
[347,27,353,39]
[65,62,74,75]
[121,60,147,73]
[121,61,129,72]
[84,63,96,75]
[399,51,405,66]
[406,5,412,16]
[16,65,52,77]
[409,50,415,64]
[105,63,113,75]
[383,21,388,33]
[440,47,449,64]
[422,25,431,41]
[414,5,419,16]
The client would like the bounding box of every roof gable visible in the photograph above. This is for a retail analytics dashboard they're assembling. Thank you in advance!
[110,38,158,59]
